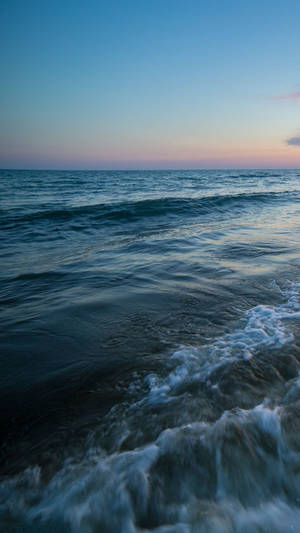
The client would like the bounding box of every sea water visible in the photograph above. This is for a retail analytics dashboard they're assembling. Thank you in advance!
[1,169,300,531]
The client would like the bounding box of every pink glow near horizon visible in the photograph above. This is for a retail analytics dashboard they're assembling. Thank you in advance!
[271,92,300,100]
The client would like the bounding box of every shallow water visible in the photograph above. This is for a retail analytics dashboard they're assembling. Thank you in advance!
[1,169,300,531]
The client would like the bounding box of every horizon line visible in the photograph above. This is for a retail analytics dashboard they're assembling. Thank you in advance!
[1,166,300,172]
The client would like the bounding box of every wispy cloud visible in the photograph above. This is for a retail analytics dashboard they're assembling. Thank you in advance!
[272,92,300,100]
[286,136,300,146]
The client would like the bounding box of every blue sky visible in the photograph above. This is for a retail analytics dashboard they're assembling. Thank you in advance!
[1,0,300,169]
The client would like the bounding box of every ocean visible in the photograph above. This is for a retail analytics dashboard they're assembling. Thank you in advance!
[1,168,300,532]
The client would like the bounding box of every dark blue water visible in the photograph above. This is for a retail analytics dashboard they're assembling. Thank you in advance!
[1,169,300,531]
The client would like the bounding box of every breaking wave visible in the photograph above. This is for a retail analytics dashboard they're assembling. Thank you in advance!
[1,282,300,532]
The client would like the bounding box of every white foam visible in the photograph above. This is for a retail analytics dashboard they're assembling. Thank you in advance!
[146,281,300,402]
[3,398,300,531]
[2,282,300,531]
[3,402,300,532]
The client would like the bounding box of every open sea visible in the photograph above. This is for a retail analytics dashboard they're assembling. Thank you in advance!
[1,168,300,532]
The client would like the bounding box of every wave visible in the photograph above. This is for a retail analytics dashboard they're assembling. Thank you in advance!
[2,190,298,228]
[144,281,300,405]
[2,393,300,531]
[1,282,300,531]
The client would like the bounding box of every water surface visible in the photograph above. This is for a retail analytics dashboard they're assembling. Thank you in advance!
[1,169,300,531]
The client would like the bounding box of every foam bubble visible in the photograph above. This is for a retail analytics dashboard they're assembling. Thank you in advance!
[2,282,300,531]
[145,281,300,403]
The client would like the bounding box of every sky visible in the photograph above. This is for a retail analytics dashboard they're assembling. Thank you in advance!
[0,0,300,170]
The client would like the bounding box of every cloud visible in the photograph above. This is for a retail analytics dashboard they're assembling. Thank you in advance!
[272,92,300,100]
[286,136,300,146]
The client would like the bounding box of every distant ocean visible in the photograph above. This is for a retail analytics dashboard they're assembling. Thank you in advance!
[1,169,300,532]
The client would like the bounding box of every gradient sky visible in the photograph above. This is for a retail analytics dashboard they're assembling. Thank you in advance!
[1,0,300,169]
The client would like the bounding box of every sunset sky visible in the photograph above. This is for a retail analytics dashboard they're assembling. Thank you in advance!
[1,0,300,169]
